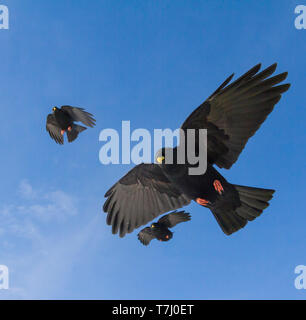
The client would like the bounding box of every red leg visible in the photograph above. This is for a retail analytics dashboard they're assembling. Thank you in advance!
[196,198,211,206]
[213,180,224,195]
[60,130,65,135]
[67,126,72,132]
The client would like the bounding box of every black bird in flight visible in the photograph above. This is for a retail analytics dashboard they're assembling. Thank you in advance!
[103,63,290,237]
[138,211,191,246]
[46,105,96,144]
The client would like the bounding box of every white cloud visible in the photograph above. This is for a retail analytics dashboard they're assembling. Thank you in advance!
[18,180,36,199]
[23,190,78,222]
[19,215,100,299]
[0,180,97,299]
[0,181,78,230]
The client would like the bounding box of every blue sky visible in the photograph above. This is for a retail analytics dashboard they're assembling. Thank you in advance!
[0,0,305,299]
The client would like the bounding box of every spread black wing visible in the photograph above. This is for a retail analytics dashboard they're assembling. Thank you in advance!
[60,106,96,127]
[103,163,191,237]
[181,63,290,169]
[137,227,156,245]
[46,114,63,145]
[158,210,191,228]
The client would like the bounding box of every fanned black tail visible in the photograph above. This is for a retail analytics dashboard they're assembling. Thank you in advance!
[67,124,87,143]
[211,185,275,235]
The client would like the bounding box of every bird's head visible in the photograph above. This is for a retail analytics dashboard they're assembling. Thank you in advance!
[52,106,58,112]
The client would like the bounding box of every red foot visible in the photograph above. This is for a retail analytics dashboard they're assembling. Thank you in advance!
[60,130,65,135]
[213,180,224,195]
[165,235,169,239]
[67,126,72,132]
[196,198,211,206]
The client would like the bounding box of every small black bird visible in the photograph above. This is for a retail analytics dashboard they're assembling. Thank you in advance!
[46,105,96,144]
[137,211,191,246]
[104,63,290,237]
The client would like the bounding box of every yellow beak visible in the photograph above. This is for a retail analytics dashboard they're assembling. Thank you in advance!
[156,156,165,164]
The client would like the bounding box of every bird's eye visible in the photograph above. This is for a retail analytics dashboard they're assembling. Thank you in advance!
[52,107,56,111]
[156,156,165,164]
[151,224,155,228]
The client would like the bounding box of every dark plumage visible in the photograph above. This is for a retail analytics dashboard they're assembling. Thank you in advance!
[46,106,96,144]
[104,63,290,237]
[137,211,191,245]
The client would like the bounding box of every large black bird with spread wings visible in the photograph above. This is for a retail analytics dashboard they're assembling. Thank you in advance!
[103,63,290,238]
[138,211,191,246]
[46,106,96,144]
